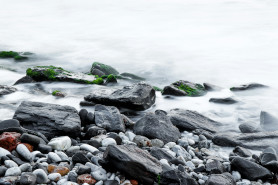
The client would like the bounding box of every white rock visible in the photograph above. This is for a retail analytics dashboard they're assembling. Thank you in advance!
[232,171,241,182]
[185,161,195,169]
[55,151,69,161]
[0,147,11,158]
[119,132,129,141]
[125,131,136,141]
[48,136,72,150]
[187,138,195,145]
[48,152,62,163]
[16,144,32,162]
[91,169,107,181]
[102,138,117,147]
[4,160,18,168]
[48,173,62,181]
[191,158,203,165]
[19,163,32,172]
[80,144,98,153]
[164,142,176,149]
[5,167,21,176]
[33,169,48,184]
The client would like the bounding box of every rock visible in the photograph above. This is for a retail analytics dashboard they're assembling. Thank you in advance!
[203,83,222,91]
[68,171,78,182]
[48,165,69,176]
[231,171,241,182]
[239,123,259,133]
[151,139,164,148]
[233,146,252,157]
[14,75,36,85]
[5,167,21,176]
[134,110,180,143]
[209,97,238,104]
[16,144,32,162]
[91,169,107,181]
[260,147,278,171]
[133,135,151,147]
[103,145,162,185]
[48,152,62,163]
[26,66,104,84]
[19,163,32,172]
[13,101,81,139]
[79,109,94,127]
[91,68,105,77]
[48,173,61,182]
[0,166,7,177]
[205,173,236,185]
[6,154,25,166]
[120,72,145,81]
[231,157,273,180]
[80,101,96,106]
[85,126,107,139]
[77,165,91,175]
[102,138,117,147]
[0,119,20,130]
[212,131,278,151]
[0,132,21,151]
[206,159,225,174]
[260,111,278,131]
[150,147,176,161]
[168,109,222,133]
[33,169,48,184]
[84,82,156,111]
[20,172,37,185]
[90,62,119,75]
[160,169,198,185]
[105,74,117,84]
[48,136,72,150]
[52,90,66,97]
[0,85,17,96]
[72,152,91,165]
[20,133,41,146]
[162,80,206,97]
[80,144,98,154]
[55,151,69,161]
[77,174,97,184]
[38,144,52,154]
[94,104,125,132]
[230,83,267,91]
[4,160,18,168]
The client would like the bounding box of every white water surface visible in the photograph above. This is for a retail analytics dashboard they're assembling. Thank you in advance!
[0,0,278,131]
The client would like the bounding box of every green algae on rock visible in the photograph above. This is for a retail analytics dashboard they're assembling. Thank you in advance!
[26,66,104,85]
[105,74,117,83]
[162,80,206,96]
[0,51,31,60]
[90,62,119,75]
[153,86,162,92]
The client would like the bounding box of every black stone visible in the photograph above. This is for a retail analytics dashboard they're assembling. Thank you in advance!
[20,172,36,185]
[0,119,20,130]
[20,133,41,146]
[72,152,91,165]
[38,144,52,154]
[230,83,267,91]
[233,146,252,157]
[76,165,91,175]
[209,97,238,104]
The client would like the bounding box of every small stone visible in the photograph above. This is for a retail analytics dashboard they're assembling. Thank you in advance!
[133,135,151,147]
[80,144,99,154]
[77,165,91,175]
[0,166,7,177]
[16,144,32,162]
[55,151,69,161]
[22,143,34,152]
[38,144,52,154]
[125,131,136,141]
[48,172,62,182]
[102,138,117,147]
[48,136,72,150]
[151,139,164,148]
[130,179,139,185]
[91,169,107,181]
[72,152,91,165]
[77,174,97,184]
[233,146,252,157]
[19,163,32,172]
[48,152,62,163]
[48,164,69,176]
[0,132,21,151]
[232,171,241,181]
[0,119,20,130]
[68,171,78,182]
[0,147,11,158]
[5,167,21,176]
[20,133,41,146]
[33,169,48,184]
[4,160,18,168]
[20,172,37,185]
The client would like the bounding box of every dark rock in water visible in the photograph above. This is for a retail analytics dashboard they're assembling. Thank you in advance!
[90,62,119,75]
[0,119,20,130]
[233,146,252,157]
[150,147,176,161]
[168,109,223,133]
[160,169,198,185]
[212,131,278,151]
[134,110,180,143]
[203,83,222,91]
[20,172,37,185]
[260,111,278,131]
[94,104,125,133]
[72,152,91,165]
[26,65,104,84]
[91,68,105,77]
[231,157,273,180]
[13,101,81,139]
[103,145,162,185]
[0,85,17,96]
[105,74,117,84]
[206,160,225,174]
[0,51,31,60]
[230,83,267,91]
[120,72,145,81]
[209,97,238,104]
[20,133,41,146]
[80,101,96,107]
[239,123,260,133]
[14,76,36,85]
[84,82,156,111]
[205,173,236,185]
[162,80,206,97]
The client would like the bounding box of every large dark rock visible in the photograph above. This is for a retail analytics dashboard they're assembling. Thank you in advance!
[209,97,238,104]
[160,169,198,185]
[212,131,278,151]
[94,104,125,133]
[260,147,278,172]
[233,146,252,157]
[230,83,267,91]
[90,62,119,75]
[162,80,206,97]
[84,82,156,111]
[0,119,20,130]
[14,76,36,85]
[168,109,223,133]
[0,85,17,96]
[134,110,180,143]
[231,157,273,180]
[260,111,278,131]
[26,66,103,84]
[13,101,81,139]
[103,145,162,185]
[205,173,236,185]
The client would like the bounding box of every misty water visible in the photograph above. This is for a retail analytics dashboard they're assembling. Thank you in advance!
[0,0,278,134]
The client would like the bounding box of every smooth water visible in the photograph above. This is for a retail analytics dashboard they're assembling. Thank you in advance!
[0,0,278,131]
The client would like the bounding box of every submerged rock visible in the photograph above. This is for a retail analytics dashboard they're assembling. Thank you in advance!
[90,62,119,75]
[203,83,222,91]
[26,65,104,84]
[134,110,180,143]
[103,145,162,185]
[168,109,223,133]
[120,72,145,81]
[209,97,238,104]
[230,83,267,91]
[84,82,156,110]
[162,80,206,96]
[0,51,31,60]
[239,123,260,133]
[13,101,81,139]
[14,76,37,85]
[260,111,278,131]
[0,85,17,96]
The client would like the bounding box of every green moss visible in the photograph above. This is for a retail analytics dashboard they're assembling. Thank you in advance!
[157,174,161,185]
[0,51,29,60]
[153,86,162,91]
[43,68,57,80]
[92,62,119,75]
[52,90,60,96]
[26,68,40,78]
[178,84,198,96]
[106,74,117,83]
[92,77,104,84]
